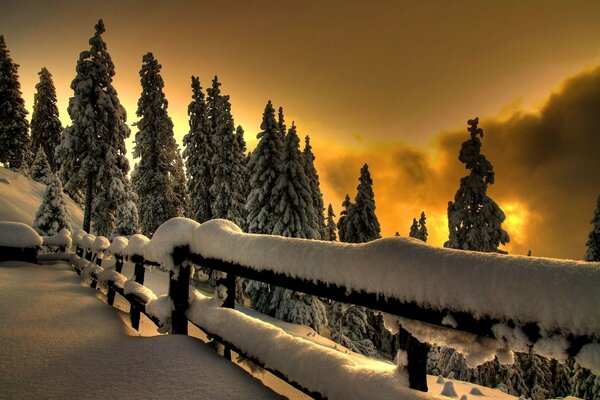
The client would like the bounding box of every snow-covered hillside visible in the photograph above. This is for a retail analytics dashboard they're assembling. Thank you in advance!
[0,167,83,229]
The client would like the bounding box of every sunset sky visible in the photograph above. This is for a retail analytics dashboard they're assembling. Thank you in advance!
[2,0,600,259]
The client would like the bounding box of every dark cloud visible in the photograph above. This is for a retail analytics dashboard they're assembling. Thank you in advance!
[320,66,600,260]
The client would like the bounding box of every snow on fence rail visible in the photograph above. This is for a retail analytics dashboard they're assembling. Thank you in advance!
[2,217,599,399]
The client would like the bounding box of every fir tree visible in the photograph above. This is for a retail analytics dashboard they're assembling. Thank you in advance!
[519,349,552,400]
[345,164,381,243]
[31,147,52,184]
[326,203,337,241]
[245,100,284,234]
[183,76,212,223]
[277,106,286,137]
[328,302,378,357]
[409,218,419,239]
[584,195,600,261]
[55,20,133,236]
[209,82,246,228]
[303,135,326,239]
[550,358,572,398]
[337,194,353,242]
[418,211,428,242]
[445,118,509,252]
[0,35,31,172]
[132,52,184,236]
[33,172,72,236]
[235,125,250,229]
[30,67,62,171]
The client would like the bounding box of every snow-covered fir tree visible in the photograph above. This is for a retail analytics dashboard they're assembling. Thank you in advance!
[209,83,246,228]
[33,172,72,236]
[550,358,572,398]
[584,195,600,261]
[30,67,62,171]
[445,118,509,252]
[328,302,378,357]
[235,125,250,229]
[132,52,185,236]
[0,35,31,172]
[303,135,326,238]
[55,20,134,236]
[31,147,53,184]
[409,211,428,242]
[326,203,337,241]
[409,218,419,239]
[571,363,600,400]
[337,194,353,242]
[183,76,212,223]
[344,164,381,243]
[277,106,286,137]
[519,349,553,400]
[245,100,284,234]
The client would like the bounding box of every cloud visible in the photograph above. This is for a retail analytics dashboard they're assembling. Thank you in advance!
[318,65,600,260]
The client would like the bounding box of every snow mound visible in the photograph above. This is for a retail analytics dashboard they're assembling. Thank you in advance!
[72,229,86,246]
[42,228,72,248]
[442,381,458,397]
[124,280,157,304]
[80,234,96,250]
[0,221,42,247]
[194,219,600,339]
[108,236,129,255]
[146,295,173,328]
[97,268,127,288]
[470,387,483,395]
[123,234,150,257]
[93,236,110,252]
[144,217,199,271]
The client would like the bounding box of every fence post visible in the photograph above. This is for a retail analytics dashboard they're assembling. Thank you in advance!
[130,255,146,331]
[398,323,429,392]
[219,273,236,360]
[107,255,124,306]
[169,246,190,335]
[90,252,101,289]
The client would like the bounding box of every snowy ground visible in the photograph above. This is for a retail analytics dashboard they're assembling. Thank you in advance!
[0,261,281,399]
[0,167,83,229]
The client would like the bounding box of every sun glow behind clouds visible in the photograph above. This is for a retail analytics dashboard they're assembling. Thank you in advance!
[500,201,531,254]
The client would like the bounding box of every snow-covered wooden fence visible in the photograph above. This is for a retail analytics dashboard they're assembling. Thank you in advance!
[1,218,599,400]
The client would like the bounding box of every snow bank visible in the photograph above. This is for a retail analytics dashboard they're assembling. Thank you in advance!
[97,268,127,289]
[0,221,42,248]
[80,234,96,250]
[187,291,434,400]
[146,295,173,329]
[42,228,72,248]
[123,234,150,257]
[124,280,157,304]
[144,217,199,271]
[193,219,600,340]
[108,236,129,255]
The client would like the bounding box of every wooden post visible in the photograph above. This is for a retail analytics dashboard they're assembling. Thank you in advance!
[130,256,146,331]
[90,253,101,289]
[169,246,190,335]
[76,246,83,258]
[220,273,236,360]
[398,323,429,392]
[107,255,124,306]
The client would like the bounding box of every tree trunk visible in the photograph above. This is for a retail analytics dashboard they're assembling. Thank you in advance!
[83,173,93,233]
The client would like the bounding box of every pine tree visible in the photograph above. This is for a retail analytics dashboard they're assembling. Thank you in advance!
[31,147,53,184]
[328,302,378,357]
[0,35,31,172]
[183,76,212,223]
[418,211,428,242]
[245,100,284,234]
[584,195,600,261]
[326,203,337,241]
[337,194,353,242]
[33,172,72,236]
[445,118,509,252]
[55,20,133,236]
[409,218,419,239]
[344,164,381,243]
[30,67,62,171]
[571,362,600,400]
[235,125,249,230]
[277,106,286,137]
[550,358,572,398]
[132,52,184,236]
[303,135,326,239]
[209,81,246,227]
[519,349,553,400]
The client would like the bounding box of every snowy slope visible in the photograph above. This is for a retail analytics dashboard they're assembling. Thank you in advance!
[0,167,83,229]
[0,261,281,399]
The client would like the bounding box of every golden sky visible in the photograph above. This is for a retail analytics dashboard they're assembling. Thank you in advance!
[2,0,600,259]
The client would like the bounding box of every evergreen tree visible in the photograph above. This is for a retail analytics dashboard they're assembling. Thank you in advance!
[584,195,600,261]
[418,211,428,242]
[30,67,62,171]
[326,203,337,241]
[245,100,284,234]
[132,52,184,236]
[409,218,419,239]
[550,358,572,398]
[33,172,72,236]
[337,194,353,242]
[31,147,52,184]
[277,106,286,137]
[445,118,509,252]
[183,76,212,223]
[571,362,600,400]
[519,349,552,400]
[328,302,378,357]
[344,164,381,243]
[55,20,133,236]
[209,82,246,227]
[303,135,326,238]
[0,35,31,172]
[235,125,250,229]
